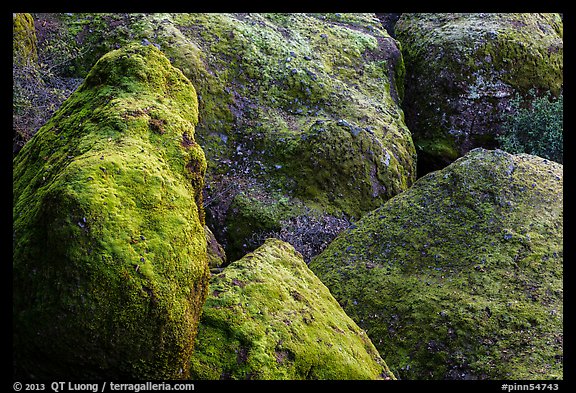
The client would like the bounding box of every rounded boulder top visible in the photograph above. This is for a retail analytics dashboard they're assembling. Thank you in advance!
[310,148,563,379]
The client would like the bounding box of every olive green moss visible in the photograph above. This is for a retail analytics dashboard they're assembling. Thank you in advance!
[280,119,410,217]
[167,12,415,195]
[33,13,416,259]
[169,13,415,256]
[205,225,227,268]
[190,238,395,380]
[310,148,563,380]
[13,13,38,66]
[395,13,563,176]
[13,44,209,379]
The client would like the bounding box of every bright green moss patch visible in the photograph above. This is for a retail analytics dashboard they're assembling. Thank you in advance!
[190,239,395,380]
[310,148,563,379]
[13,43,209,379]
[27,12,417,263]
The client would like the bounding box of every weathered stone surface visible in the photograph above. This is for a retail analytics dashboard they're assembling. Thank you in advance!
[13,44,209,379]
[13,13,38,65]
[30,12,417,262]
[172,13,415,260]
[395,13,563,175]
[190,238,395,380]
[310,148,563,379]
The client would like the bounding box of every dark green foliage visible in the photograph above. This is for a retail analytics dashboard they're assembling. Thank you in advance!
[497,90,563,163]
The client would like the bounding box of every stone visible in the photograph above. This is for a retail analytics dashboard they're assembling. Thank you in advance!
[13,44,209,379]
[32,12,417,262]
[395,13,563,175]
[205,225,227,269]
[190,239,395,380]
[310,148,563,379]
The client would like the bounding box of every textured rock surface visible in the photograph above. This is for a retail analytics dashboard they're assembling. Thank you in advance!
[205,225,227,268]
[310,148,563,379]
[171,13,415,260]
[395,13,563,175]
[29,12,417,262]
[190,238,395,380]
[13,13,38,65]
[13,44,209,379]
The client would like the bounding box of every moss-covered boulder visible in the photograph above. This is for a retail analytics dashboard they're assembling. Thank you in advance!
[310,148,563,379]
[30,12,416,262]
[13,44,209,379]
[395,13,563,175]
[190,238,395,380]
[167,13,415,260]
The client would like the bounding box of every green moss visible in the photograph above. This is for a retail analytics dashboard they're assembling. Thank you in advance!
[205,225,227,268]
[24,12,417,262]
[13,13,38,65]
[13,43,209,379]
[190,239,395,380]
[395,13,563,175]
[310,148,563,379]
[169,13,415,256]
[414,137,460,176]
[223,190,308,262]
[272,119,411,218]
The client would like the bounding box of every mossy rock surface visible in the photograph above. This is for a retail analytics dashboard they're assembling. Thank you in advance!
[310,148,563,379]
[13,44,209,379]
[13,13,38,65]
[190,238,395,380]
[31,12,416,261]
[395,13,563,175]
[169,13,415,258]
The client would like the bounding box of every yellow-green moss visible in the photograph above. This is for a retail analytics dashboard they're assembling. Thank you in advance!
[13,43,209,379]
[310,148,563,380]
[190,238,395,380]
[13,13,38,65]
[37,13,416,259]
